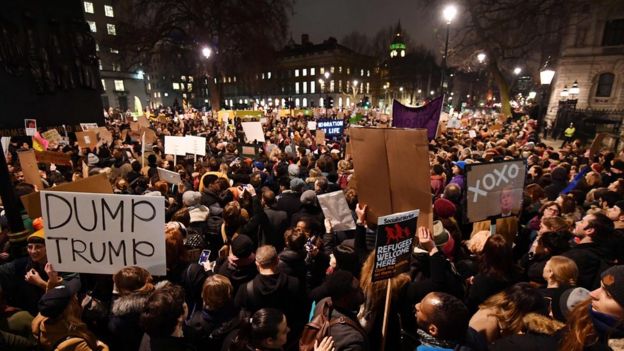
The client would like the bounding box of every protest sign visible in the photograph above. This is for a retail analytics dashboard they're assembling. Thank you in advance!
[97,127,113,145]
[349,127,432,229]
[40,191,166,275]
[1,137,10,157]
[317,119,345,137]
[372,210,418,282]
[317,191,357,232]
[139,127,157,145]
[469,130,477,138]
[465,159,526,223]
[17,150,43,189]
[75,131,98,149]
[42,129,63,144]
[79,123,99,131]
[185,135,206,156]
[164,136,187,156]
[392,97,443,140]
[25,119,37,137]
[307,121,317,130]
[239,144,259,158]
[34,150,72,166]
[589,133,616,156]
[137,115,150,128]
[315,129,326,146]
[241,121,265,142]
[157,167,182,185]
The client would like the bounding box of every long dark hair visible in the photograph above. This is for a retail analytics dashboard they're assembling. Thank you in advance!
[230,308,285,351]
[479,234,514,281]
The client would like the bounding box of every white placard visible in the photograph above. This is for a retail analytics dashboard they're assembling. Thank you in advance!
[1,137,10,157]
[184,136,206,156]
[40,191,166,275]
[241,121,265,142]
[307,121,317,130]
[80,123,99,131]
[317,191,357,232]
[469,130,477,138]
[164,136,187,156]
[157,167,182,185]
[260,117,268,125]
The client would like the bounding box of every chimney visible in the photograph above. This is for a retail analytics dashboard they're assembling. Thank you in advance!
[301,34,310,45]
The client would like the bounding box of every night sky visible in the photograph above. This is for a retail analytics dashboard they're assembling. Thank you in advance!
[291,0,440,53]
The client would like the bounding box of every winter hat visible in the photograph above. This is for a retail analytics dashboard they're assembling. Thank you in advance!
[591,163,603,173]
[38,279,81,319]
[28,228,45,244]
[32,217,44,231]
[288,164,300,178]
[453,161,466,171]
[434,198,456,219]
[183,191,202,207]
[300,190,317,206]
[189,206,209,223]
[231,235,254,259]
[431,220,450,248]
[290,178,305,192]
[612,160,624,173]
[87,153,99,167]
[559,287,590,319]
[600,266,624,308]
[253,161,265,171]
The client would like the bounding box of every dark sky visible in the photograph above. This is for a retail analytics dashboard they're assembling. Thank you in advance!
[290,0,441,54]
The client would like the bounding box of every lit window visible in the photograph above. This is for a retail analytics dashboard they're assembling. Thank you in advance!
[114,80,124,91]
[339,80,342,92]
[347,67,351,74]
[233,76,236,82]
[267,72,271,79]
[295,69,299,77]
[104,5,114,17]
[346,97,350,107]
[147,83,151,90]
[338,97,343,108]
[227,77,231,83]
[106,23,116,35]
[319,97,324,106]
[188,76,193,82]
[173,82,180,90]
[181,76,186,81]
[154,92,158,98]
[84,1,94,13]
[303,98,308,107]
[95,43,99,51]
[295,98,300,107]
[262,73,265,79]
[367,70,371,77]
[87,21,96,32]
[187,83,192,91]
[310,68,315,76]
[331,66,335,73]
[303,68,307,76]
[110,48,119,54]
[320,67,325,74]
[98,59,102,70]
[339,66,343,73]
[310,81,315,93]
[360,69,364,76]
[366,82,370,94]
[101,79,106,90]
[330,80,335,92]
[303,81,307,94]
[295,82,300,94]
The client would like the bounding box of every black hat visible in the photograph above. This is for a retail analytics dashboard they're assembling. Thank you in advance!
[231,235,254,258]
[613,160,624,172]
[38,279,81,319]
[601,265,624,308]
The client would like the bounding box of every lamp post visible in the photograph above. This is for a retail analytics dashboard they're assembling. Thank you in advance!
[441,4,458,93]
[319,72,331,116]
[351,80,359,108]
[200,45,216,111]
[538,57,555,138]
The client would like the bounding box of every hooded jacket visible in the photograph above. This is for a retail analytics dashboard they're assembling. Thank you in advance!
[215,254,258,294]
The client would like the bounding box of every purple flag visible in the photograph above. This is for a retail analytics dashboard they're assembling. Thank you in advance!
[392,97,443,140]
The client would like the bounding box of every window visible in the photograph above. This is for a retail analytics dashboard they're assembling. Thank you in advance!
[303,68,307,76]
[187,83,192,91]
[154,92,158,98]
[330,66,335,73]
[104,5,114,17]
[233,76,236,82]
[603,19,624,46]
[596,73,615,97]
[367,70,370,77]
[147,83,151,90]
[338,80,342,92]
[330,80,335,92]
[338,97,343,108]
[320,67,325,74]
[106,23,116,35]
[101,79,106,90]
[262,73,265,79]
[303,81,307,94]
[295,98,300,107]
[360,69,364,76]
[347,67,351,75]
[84,1,94,13]
[267,72,271,79]
[172,82,180,90]
[112,63,121,71]
[295,69,299,77]
[95,43,99,51]
[339,66,343,73]
[366,82,370,94]
[114,80,124,91]
[310,68,315,76]
[98,59,102,70]
[87,21,96,32]
[310,81,315,93]
[110,48,119,54]
[303,98,308,107]
[181,76,186,81]
[295,82,300,94]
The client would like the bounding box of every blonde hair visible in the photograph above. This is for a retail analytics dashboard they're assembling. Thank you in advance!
[547,256,578,287]
[359,251,410,316]
[202,274,233,311]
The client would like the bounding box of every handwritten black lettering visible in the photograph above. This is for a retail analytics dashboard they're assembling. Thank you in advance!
[73,197,97,231]
[101,199,124,232]
[47,236,68,263]
[132,239,155,264]
[46,194,72,230]
[71,238,91,264]
[108,240,127,266]
[89,242,107,263]
[131,199,156,232]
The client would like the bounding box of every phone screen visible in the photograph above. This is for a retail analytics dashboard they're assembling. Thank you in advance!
[198,249,211,264]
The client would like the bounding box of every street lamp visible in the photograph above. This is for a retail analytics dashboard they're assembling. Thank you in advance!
[538,57,555,138]
[477,53,486,63]
[570,80,580,95]
[201,47,212,59]
[560,85,569,99]
[513,67,522,75]
[441,4,458,92]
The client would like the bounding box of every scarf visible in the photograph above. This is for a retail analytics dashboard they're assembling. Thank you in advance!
[590,306,624,338]
[416,329,458,350]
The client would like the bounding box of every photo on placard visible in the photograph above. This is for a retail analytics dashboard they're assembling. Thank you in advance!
[25,119,37,136]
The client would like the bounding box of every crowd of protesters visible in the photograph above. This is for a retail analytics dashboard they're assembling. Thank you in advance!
[1,106,624,351]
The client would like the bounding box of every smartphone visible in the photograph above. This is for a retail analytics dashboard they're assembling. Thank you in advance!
[304,238,314,252]
[198,249,211,264]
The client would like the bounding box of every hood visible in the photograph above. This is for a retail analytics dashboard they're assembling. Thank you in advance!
[279,249,306,265]
[189,205,209,223]
[254,273,290,296]
[522,313,564,336]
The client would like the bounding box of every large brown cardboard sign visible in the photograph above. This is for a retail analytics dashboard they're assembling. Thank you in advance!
[75,131,98,149]
[140,127,158,145]
[34,151,72,166]
[97,127,113,145]
[17,150,44,190]
[21,173,113,219]
[315,130,326,146]
[349,127,432,229]
[42,129,63,144]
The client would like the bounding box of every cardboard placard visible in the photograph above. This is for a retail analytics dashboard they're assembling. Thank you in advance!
[17,150,43,189]
[97,127,113,145]
[469,130,477,138]
[139,127,158,145]
[75,131,98,149]
[25,119,38,136]
[307,121,317,130]
[465,159,526,223]
[317,119,345,137]
[372,210,418,282]
[137,115,150,128]
[40,191,166,275]
[21,173,113,219]
[241,121,265,142]
[130,122,140,132]
[349,127,432,229]
[315,130,326,146]
[80,123,99,131]
[34,150,72,166]
[317,191,356,232]
[157,167,182,185]
[42,129,63,144]
[164,136,187,156]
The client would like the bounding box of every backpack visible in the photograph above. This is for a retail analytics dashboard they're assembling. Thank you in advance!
[299,299,367,351]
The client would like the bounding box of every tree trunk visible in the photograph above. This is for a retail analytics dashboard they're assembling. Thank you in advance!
[488,62,512,117]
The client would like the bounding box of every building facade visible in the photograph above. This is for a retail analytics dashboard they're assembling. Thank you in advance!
[82,0,148,112]
[546,5,624,123]
[220,35,378,110]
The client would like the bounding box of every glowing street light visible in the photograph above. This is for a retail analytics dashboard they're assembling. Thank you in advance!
[442,5,458,24]
[201,47,212,59]
[324,72,330,79]
[570,80,580,95]
[513,67,522,75]
[477,53,486,63]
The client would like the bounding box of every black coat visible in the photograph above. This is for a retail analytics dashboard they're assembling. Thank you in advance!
[278,248,307,287]
[276,191,302,220]
[185,303,239,350]
[138,334,197,351]
[562,242,608,290]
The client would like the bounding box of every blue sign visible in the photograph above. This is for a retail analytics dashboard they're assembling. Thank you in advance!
[317,119,345,137]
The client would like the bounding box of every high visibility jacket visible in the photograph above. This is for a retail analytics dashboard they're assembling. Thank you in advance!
[564,127,575,138]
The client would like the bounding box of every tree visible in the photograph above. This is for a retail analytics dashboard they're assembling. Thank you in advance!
[109,0,293,110]
[340,31,371,56]
[431,0,595,117]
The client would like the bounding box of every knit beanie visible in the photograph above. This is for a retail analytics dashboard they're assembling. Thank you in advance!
[600,266,624,308]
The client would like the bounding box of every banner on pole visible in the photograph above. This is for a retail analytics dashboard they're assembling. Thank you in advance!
[372,210,418,282]
[241,122,265,142]
[164,136,187,156]
[41,191,166,275]
[317,119,344,137]
[391,97,443,140]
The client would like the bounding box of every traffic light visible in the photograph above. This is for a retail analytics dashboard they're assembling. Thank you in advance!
[328,96,334,108]
[362,96,370,108]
